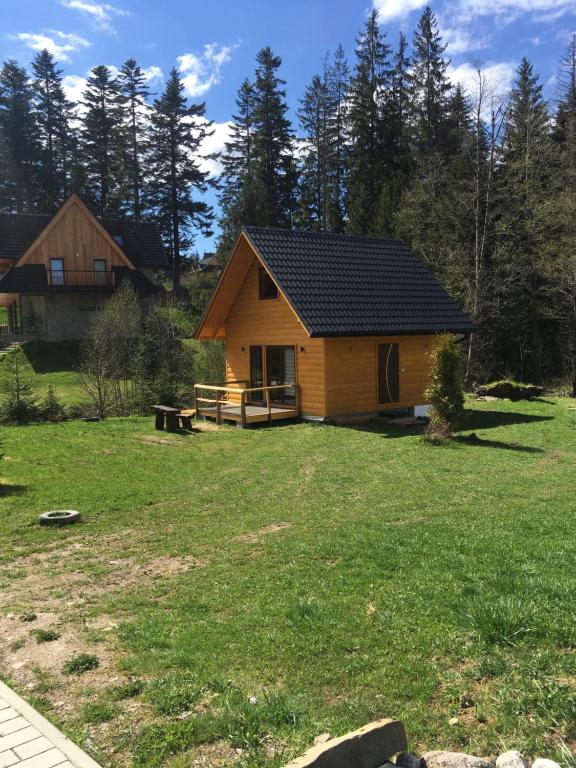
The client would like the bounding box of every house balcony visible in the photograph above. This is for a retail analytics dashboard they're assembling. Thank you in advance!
[47,269,114,288]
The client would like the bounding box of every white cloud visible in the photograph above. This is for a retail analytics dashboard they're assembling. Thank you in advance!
[442,26,490,55]
[177,42,239,98]
[143,65,163,84]
[10,30,90,62]
[198,120,231,177]
[448,60,516,98]
[60,0,129,33]
[452,0,575,24]
[372,0,429,22]
[62,73,87,103]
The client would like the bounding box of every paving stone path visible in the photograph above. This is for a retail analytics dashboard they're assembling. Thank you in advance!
[0,682,101,768]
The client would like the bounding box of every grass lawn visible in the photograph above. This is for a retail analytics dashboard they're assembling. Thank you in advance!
[0,341,87,406]
[1,399,576,767]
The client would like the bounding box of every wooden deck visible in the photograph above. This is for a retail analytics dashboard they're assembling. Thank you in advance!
[197,403,298,425]
[194,383,300,427]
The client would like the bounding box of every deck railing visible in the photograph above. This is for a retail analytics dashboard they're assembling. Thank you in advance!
[47,269,114,288]
[194,382,300,427]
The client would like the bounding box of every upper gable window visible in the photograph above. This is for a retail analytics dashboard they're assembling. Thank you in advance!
[258,266,278,300]
[113,234,124,246]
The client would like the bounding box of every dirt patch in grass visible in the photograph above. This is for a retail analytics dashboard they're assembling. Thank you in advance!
[236,522,292,543]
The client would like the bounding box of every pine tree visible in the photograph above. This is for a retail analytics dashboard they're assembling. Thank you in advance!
[297,47,349,232]
[117,59,151,220]
[410,6,451,155]
[251,47,297,227]
[493,58,553,382]
[346,10,392,235]
[146,68,214,293]
[0,60,38,212]
[546,36,576,392]
[217,78,261,255]
[31,49,75,213]
[80,65,125,218]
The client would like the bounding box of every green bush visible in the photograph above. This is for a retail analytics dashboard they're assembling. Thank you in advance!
[424,334,465,439]
[0,349,40,425]
[40,385,67,422]
[476,380,544,400]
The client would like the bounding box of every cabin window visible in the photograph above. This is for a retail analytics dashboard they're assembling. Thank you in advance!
[378,343,400,404]
[93,259,107,286]
[258,267,278,300]
[50,258,65,286]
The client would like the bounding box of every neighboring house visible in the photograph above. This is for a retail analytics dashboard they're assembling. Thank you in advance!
[197,253,222,273]
[0,194,167,343]
[194,226,473,424]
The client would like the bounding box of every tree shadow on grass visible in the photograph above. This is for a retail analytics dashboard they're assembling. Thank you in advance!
[462,408,554,431]
[453,433,544,453]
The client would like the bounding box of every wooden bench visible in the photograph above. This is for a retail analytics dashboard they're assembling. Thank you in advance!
[152,405,196,432]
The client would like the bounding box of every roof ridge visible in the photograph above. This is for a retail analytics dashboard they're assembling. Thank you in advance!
[243,225,405,245]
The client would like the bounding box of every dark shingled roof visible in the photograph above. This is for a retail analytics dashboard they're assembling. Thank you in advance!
[0,213,167,269]
[243,226,473,337]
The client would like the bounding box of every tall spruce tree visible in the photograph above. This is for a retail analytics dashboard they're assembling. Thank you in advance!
[80,65,125,218]
[117,59,151,220]
[546,36,576,392]
[217,78,261,255]
[146,67,214,292]
[251,47,297,227]
[410,6,451,155]
[31,49,74,213]
[0,60,38,212]
[297,47,349,232]
[346,10,392,235]
[493,58,553,382]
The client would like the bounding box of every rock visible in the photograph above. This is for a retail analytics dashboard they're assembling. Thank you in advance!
[496,751,527,768]
[422,752,494,768]
[314,734,331,746]
[283,718,407,768]
[449,717,460,726]
[532,760,561,768]
[396,753,422,768]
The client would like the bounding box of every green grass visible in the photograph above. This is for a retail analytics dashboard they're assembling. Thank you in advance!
[0,341,86,405]
[1,399,576,766]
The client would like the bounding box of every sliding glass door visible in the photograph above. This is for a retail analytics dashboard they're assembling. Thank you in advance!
[249,345,296,405]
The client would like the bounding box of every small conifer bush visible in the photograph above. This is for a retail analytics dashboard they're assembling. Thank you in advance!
[424,333,465,440]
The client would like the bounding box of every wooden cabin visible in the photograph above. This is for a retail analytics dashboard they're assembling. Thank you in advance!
[194,227,472,426]
[0,194,166,343]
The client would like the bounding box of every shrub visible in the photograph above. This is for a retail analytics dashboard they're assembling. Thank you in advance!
[40,385,67,422]
[475,380,544,400]
[63,652,99,675]
[424,334,465,439]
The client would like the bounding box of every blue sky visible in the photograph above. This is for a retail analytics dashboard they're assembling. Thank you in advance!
[2,0,575,252]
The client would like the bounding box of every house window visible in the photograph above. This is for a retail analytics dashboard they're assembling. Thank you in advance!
[50,258,64,286]
[258,267,278,300]
[266,345,296,404]
[93,259,107,286]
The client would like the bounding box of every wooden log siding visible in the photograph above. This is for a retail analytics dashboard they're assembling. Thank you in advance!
[224,258,326,418]
[324,335,433,416]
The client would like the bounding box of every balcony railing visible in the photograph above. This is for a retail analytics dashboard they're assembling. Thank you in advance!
[47,269,114,288]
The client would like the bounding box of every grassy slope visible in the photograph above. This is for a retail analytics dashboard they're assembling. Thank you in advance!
[0,341,86,405]
[1,400,576,766]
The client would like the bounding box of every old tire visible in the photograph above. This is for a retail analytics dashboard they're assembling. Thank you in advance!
[39,510,81,526]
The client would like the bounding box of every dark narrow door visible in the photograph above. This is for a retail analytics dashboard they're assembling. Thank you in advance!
[378,343,400,404]
[249,345,264,404]
[266,345,296,404]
